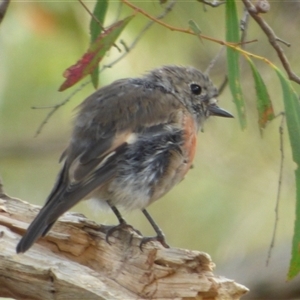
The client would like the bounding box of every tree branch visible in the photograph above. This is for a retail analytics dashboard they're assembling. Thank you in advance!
[0,196,248,300]
[242,0,300,84]
[0,0,10,25]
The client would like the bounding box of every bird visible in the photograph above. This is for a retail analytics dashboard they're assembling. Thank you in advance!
[16,65,233,253]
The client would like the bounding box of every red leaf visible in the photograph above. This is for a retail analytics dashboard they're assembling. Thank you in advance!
[59,15,134,91]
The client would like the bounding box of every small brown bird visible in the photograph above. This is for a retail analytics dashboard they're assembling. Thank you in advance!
[16,65,233,253]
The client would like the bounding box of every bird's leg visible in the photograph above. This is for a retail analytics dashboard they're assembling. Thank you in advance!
[103,200,141,244]
[109,201,126,225]
[139,208,170,250]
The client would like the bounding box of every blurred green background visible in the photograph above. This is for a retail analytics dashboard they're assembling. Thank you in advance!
[1,1,300,298]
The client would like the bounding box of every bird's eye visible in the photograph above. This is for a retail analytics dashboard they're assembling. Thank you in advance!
[190,84,202,95]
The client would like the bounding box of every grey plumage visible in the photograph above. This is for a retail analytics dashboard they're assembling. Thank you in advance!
[16,66,233,253]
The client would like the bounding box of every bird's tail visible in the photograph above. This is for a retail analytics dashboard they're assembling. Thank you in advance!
[16,197,65,253]
[16,160,118,253]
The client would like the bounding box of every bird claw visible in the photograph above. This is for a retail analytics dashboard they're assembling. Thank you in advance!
[102,223,170,250]
[139,234,170,251]
[102,223,142,245]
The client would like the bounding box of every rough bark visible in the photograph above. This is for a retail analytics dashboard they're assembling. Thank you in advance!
[0,195,248,300]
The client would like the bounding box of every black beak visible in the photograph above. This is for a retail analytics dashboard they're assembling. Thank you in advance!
[208,105,234,118]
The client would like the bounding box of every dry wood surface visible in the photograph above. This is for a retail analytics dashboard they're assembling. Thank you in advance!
[0,192,248,300]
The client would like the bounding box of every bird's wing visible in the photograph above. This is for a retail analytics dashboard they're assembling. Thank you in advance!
[16,80,184,253]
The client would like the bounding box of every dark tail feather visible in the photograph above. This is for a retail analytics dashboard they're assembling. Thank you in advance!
[16,203,60,253]
[16,159,118,253]
[16,164,68,253]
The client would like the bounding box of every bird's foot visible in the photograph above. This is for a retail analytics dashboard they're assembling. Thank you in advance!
[102,222,142,245]
[139,232,170,251]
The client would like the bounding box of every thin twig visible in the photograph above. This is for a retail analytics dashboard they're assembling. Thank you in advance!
[266,112,285,266]
[240,6,250,49]
[122,0,257,49]
[275,37,291,47]
[33,81,91,137]
[197,0,225,7]
[78,0,121,52]
[204,46,225,75]
[78,0,105,31]
[218,76,228,96]
[34,1,176,136]
[101,1,176,70]
[121,0,225,45]
[242,0,300,84]
[0,0,10,25]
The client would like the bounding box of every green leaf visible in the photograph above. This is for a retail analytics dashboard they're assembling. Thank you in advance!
[188,19,202,44]
[274,68,300,279]
[91,61,100,89]
[188,19,201,35]
[246,57,275,131]
[225,0,247,129]
[90,0,109,89]
[59,15,134,91]
[90,0,108,42]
